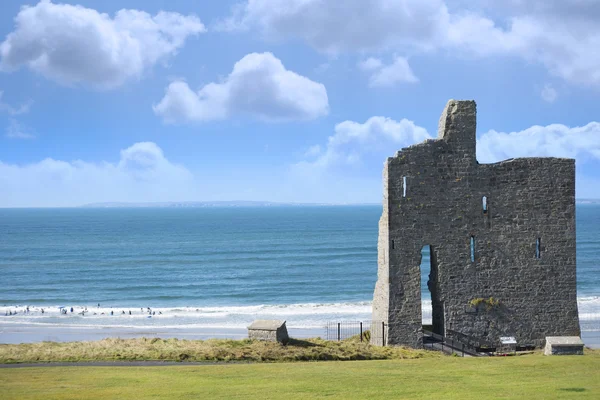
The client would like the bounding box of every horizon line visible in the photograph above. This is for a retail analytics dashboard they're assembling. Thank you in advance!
[1,198,599,209]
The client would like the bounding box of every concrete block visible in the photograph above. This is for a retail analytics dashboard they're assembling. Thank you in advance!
[248,320,289,344]
[544,336,584,355]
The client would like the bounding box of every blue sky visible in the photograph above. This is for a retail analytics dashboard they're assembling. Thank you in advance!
[0,0,599,207]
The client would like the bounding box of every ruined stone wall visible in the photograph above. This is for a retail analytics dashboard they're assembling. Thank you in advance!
[372,100,580,348]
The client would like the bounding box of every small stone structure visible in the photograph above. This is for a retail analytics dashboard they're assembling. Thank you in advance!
[372,99,580,348]
[248,320,289,344]
[544,336,584,355]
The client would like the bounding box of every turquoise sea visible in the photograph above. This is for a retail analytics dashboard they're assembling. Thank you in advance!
[0,205,598,333]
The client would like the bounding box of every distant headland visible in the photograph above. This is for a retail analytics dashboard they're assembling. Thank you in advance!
[79,201,381,208]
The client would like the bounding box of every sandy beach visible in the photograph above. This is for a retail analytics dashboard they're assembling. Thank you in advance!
[1,323,598,349]
[0,323,324,345]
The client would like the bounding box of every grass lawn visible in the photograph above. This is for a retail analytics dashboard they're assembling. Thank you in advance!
[1,352,599,399]
[0,337,439,363]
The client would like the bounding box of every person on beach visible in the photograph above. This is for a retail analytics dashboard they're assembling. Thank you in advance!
[129,310,131,315]
[110,310,114,315]
[41,309,44,314]
[70,307,73,313]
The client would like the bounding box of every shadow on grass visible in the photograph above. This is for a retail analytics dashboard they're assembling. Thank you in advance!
[558,388,587,392]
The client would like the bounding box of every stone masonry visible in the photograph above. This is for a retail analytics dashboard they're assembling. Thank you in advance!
[248,320,290,344]
[372,100,580,348]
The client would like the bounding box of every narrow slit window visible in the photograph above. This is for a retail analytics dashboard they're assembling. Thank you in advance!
[536,238,541,259]
[402,177,407,198]
[482,196,488,214]
[470,236,475,262]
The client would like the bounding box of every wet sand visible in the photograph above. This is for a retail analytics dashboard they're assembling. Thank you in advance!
[0,323,324,344]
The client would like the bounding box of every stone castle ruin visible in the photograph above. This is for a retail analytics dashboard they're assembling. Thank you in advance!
[372,100,580,348]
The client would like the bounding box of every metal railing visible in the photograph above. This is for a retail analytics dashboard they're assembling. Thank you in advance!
[446,329,496,353]
[325,320,386,344]
[423,329,480,356]
[324,321,486,356]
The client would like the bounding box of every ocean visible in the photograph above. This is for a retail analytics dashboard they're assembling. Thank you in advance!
[0,205,599,338]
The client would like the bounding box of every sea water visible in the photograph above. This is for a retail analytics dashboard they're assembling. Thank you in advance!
[0,205,598,334]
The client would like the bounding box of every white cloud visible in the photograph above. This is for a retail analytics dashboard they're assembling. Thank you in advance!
[5,119,35,139]
[292,115,600,202]
[0,0,205,89]
[366,56,418,87]
[358,58,383,71]
[0,90,31,115]
[304,144,322,158]
[222,0,600,86]
[0,142,198,207]
[153,52,329,123]
[540,84,557,103]
[296,116,432,170]
[477,122,600,163]
[220,0,448,54]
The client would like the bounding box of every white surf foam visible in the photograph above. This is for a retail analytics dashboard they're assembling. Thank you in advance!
[1,297,598,330]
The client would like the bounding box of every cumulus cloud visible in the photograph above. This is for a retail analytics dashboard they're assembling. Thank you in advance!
[222,0,600,86]
[297,114,600,171]
[477,122,600,163]
[296,116,432,170]
[291,115,600,201]
[358,58,383,71]
[0,90,31,115]
[362,56,418,87]
[540,84,557,103]
[0,142,198,207]
[0,0,205,88]
[220,0,447,54]
[5,119,35,139]
[304,144,322,157]
[153,52,329,123]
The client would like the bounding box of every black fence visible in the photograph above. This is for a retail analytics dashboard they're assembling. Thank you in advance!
[324,321,481,356]
[325,321,386,344]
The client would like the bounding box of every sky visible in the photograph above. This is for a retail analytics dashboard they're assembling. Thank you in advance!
[0,0,599,207]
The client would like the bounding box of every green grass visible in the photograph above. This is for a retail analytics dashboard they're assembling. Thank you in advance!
[0,337,438,364]
[1,352,599,399]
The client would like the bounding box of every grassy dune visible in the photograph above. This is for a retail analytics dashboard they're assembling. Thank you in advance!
[1,352,599,399]
[0,337,439,364]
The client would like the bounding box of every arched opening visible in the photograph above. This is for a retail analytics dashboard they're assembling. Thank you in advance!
[420,245,444,335]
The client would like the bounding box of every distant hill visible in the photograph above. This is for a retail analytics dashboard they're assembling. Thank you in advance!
[79,201,380,208]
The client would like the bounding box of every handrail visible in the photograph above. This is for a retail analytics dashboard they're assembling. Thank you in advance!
[423,329,481,356]
[446,329,495,349]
